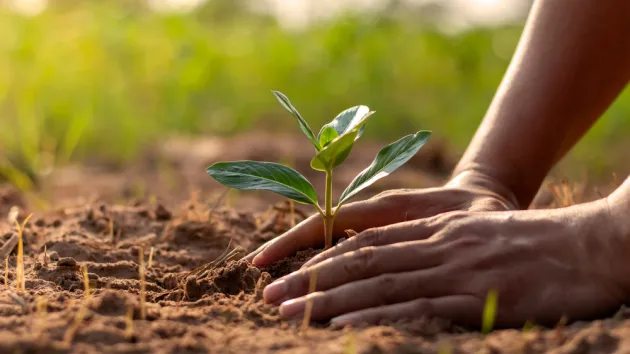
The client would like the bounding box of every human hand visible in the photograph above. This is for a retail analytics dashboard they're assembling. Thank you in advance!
[246,170,520,266]
[262,198,630,327]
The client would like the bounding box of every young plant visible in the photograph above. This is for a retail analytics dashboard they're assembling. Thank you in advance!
[207,91,431,249]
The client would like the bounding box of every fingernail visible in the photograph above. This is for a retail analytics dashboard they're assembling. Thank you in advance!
[252,253,266,266]
[279,298,306,318]
[263,280,288,303]
[331,314,358,326]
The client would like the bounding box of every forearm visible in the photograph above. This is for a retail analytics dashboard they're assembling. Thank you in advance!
[452,0,630,208]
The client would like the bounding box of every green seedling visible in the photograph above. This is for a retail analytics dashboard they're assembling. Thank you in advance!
[482,288,498,334]
[207,91,431,249]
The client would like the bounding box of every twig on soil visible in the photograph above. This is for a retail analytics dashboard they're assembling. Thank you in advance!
[300,268,319,334]
[139,247,146,320]
[0,234,19,261]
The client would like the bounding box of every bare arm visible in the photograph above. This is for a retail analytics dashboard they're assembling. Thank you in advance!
[453,0,630,208]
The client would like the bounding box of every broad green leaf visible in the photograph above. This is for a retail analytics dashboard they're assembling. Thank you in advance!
[272,91,319,151]
[339,131,431,204]
[310,111,375,171]
[321,105,370,140]
[206,161,318,205]
[317,125,339,148]
[310,129,358,171]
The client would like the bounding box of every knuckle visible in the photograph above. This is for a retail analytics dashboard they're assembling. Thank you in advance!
[313,292,334,316]
[410,299,434,317]
[344,247,378,277]
[375,274,401,305]
[357,227,386,248]
[293,269,314,293]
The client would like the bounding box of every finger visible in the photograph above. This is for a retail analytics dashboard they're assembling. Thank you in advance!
[303,217,443,268]
[330,295,483,327]
[263,238,449,304]
[278,266,461,321]
[251,197,407,266]
[242,237,279,263]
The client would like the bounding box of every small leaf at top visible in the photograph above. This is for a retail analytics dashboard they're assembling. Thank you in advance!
[317,125,339,148]
[339,131,431,204]
[207,161,318,205]
[272,91,319,151]
[310,129,359,171]
[321,105,370,140]
[310,111,374,171]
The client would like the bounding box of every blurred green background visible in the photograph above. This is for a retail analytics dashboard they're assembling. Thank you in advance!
[1,0,628,190]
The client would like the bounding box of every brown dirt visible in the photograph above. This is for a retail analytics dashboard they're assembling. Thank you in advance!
[0,134,626,353]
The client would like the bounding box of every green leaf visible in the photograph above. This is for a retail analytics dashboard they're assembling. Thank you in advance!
[339,131,431,204]
[310,129,358,171]
[321,105,370,140]
[272,91,319,151]
[310,111,375,171]
[317,125,339,148]
[206,161,318,205]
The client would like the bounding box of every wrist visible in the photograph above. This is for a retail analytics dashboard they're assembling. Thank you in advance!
[446,169,521,210]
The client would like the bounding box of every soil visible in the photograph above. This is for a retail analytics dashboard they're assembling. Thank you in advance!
[0,134,625,353]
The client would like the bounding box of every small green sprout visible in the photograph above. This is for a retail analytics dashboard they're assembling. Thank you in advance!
[482,288,498,334]
[206,91,431,249]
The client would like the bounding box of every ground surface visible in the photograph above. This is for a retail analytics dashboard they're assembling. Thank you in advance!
[0,134,626,353]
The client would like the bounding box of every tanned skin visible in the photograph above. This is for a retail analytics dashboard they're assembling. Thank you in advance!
[244,0,630,327]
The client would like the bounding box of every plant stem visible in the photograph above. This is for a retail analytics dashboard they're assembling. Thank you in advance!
[324,169,334,249]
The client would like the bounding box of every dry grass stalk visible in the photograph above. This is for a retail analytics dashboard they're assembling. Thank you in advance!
[344,329,357,354]
[108,214,114,240]
[35,295,48,336]
[183,238,244,282]
[289,200,296,227]
[147,247,154,269]
[301,268,319,334]
[344,229,358,238]
[139,247,146,320]
[0,234,19,260]
[125,304,134,340]
[4,257,8,287]
[63,304,89,348]
[554,315,568,344]
[43,244,48,266]
[36,296,47,316]
[82,265,91,298]
[14,213,33,292]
